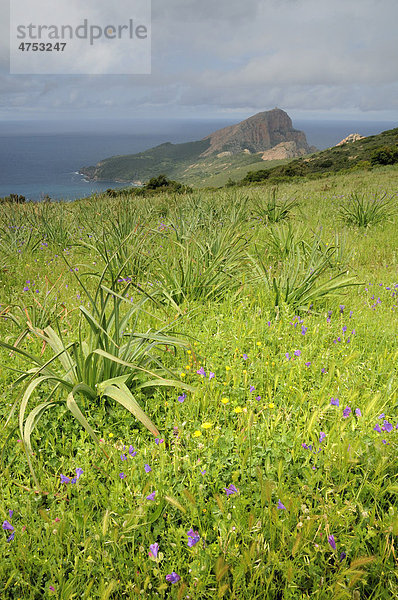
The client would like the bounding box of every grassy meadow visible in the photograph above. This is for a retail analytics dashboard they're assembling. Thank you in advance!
[0,166,397,599]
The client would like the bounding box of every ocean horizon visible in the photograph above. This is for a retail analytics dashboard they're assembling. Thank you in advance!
[0,117,396,202]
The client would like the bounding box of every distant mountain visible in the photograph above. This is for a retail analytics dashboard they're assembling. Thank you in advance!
[79,108,312,184]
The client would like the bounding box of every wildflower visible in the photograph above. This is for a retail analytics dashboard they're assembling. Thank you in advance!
[108,432,114,438]
[178,393,187,403]
[119,472,126,479]
[255,395,261,401]
[129,445,137,456]
[342,407,351,418]
[193,430,202,437]
[339,305,345,313]
[146,491,156,501]
[355,408,362,417]
[49,586,55,592]
[374,424,382,433]
[8,510,13,519]
[144,464,152,473]
[305,362,311,367]
[268,402,275,409]
[209,372,215,380]
[301,326,307,335]
[196,367,206,377]
[121,453,128,461]
[234,407,243,414]
[224,484,238,496]
[330,397,339,407]
[187,528,200,547]
[166,572,181,584]
[221,397,229,405]
[285,353,291,361]
[249,386,255,393]
[256,341,262,347]
[319,432,326,443]
[155,438,164,445]
[243,354,248,360]
[382,421,393,433]
[201,422,213,429]
[149,542,159,559]
[2,521,14,532]
[378,413,385,419]
[328,535,336,550]
[277,500,286,510]
[225,366,231,371]
[60,474,70,484]
[339,551,347,562]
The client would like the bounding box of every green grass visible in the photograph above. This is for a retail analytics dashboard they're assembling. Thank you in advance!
[0,168,397,599]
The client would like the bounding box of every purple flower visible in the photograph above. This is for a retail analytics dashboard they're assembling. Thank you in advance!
[75,468,83,479]
[121,453,128,461]
[166,572,181,584]
[196,367,206,377]
[339,305,345,313]
[2,521,14,532]
[319,432,326,443]
[242,354,248,360]
[378,413,385,419]
[49,586,55,592]
[305,362,311,367]
[294,350,301,356]
[277,500,286,510]
[119,472,126,479]
[339,551,347,562]
[187,528,200,547]
[149,542,159,559]
[224,484,238,496]
[373,424,382,433]
[301,326,307,335]
[8,510,13,519]
[328,535,336,550]
[209,372,215,380]
[60,474,70,484]
[249,386,255,393]
[155,438,164,445]
[144,464,152,473]
[382,421,393,433]
[7,532,15,543]
[285,352,291,361]
[129,445,137,456]
[146,491,156,501]
[355,408,362,417]
[342,406,351,418]
[178,393,187,403]
[330,397,339,407]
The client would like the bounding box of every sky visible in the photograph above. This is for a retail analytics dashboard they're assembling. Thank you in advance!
[1,0,398,124]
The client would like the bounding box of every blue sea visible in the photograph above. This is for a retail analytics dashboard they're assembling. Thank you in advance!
[0,118,396,201]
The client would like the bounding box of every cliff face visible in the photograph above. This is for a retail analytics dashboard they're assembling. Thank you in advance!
[201,108,310,157]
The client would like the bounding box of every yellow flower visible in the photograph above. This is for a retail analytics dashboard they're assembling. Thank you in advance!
[256,341,262,347]
[221,397,229,405]
[193,430,202,437]
[185,365,191,370]
[108,433,114,438]
[268,402,275,409]
[201,422,213,429]
[225,366,231,371]
[180,372,186,378]
[234,407,243,414]
[243,369,247,374]
[187,350,191,355]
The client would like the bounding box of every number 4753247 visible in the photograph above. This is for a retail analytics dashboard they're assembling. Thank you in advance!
[18,42,66,51]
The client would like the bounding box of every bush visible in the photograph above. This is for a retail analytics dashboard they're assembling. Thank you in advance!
[371,146,398,166]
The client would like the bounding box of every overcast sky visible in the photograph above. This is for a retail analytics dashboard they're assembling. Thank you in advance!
[1,0,398,123]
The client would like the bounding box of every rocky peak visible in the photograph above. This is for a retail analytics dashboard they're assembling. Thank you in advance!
[336,133,365,146]
[201,108,310,157]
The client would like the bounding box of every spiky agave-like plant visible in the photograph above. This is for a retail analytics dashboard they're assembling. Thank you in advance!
[1,262,193,487]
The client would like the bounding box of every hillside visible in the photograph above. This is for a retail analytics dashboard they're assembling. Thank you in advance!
[241,126,398,184]
[79,108,311,184]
